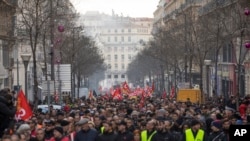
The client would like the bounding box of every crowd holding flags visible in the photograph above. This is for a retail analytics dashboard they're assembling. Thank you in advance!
[93,81,176,105]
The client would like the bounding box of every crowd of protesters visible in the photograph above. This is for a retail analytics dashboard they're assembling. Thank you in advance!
[1,87,250,141]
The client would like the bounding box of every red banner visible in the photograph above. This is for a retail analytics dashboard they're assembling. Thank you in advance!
[15,90,33,121]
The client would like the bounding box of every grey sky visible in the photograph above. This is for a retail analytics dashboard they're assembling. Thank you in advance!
[70,0,159,18]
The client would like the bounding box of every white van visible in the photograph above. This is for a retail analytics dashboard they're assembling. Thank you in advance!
[37,105,62,113]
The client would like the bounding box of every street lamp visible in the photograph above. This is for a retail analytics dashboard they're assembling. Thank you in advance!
[204,60,211,97]
[21,53,31,99]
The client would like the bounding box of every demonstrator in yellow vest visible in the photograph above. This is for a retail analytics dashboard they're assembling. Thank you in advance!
[141,120,157,141]
[181,119,207,141]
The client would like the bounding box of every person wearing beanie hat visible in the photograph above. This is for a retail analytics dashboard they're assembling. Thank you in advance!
[59,120,70,136]
[182,119,207,141]
[208,121,226,141]
[54,126,64,135]
[51,126,70,141]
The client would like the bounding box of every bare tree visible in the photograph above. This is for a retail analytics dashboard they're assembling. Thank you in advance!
[17,0,76,107]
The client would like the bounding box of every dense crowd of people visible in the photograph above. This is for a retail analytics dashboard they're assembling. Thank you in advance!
[0,87,250,141]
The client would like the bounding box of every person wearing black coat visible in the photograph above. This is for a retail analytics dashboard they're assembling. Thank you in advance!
[96,121,118,141]
[153,120,174,141]
[0,90,16,138]
[74,119,98,141]
[115,121,133,141]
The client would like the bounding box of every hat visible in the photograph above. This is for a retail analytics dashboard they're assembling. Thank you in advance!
[131,111,139,116]
[211,121,222,129]
[17,124,30,134]
[57,112,64,116]
[54,126,64,135]
[158,109,166,114]
[190,119,200,127]
[60,120,69,126]
[225,106,236,112]
[45,120,55,125]
[79,112,84,116]
[118,120,127,126]
[146,110,152,114]
[75,118,89,126]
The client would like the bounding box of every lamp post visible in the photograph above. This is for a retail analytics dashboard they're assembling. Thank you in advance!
[204,60,211,97]
[21,53,31,99]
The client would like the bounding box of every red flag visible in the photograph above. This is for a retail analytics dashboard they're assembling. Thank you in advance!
[15,90,32,121]
[122,81,131,94]
[112,88,122,100]
[139,91,145,109]
[170,86,175,99]
[162,88,167,99]
[151,81,155,92]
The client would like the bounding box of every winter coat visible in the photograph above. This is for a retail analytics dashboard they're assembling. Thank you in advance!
[96,131,118,141]
[152,131,174,141]
[115,131,134,141]
[208,131,227,141]
[74,129,98,141]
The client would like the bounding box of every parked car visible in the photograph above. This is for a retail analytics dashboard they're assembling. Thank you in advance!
[37,105,62,113]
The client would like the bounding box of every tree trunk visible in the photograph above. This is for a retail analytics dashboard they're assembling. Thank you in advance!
[189,55,193,88]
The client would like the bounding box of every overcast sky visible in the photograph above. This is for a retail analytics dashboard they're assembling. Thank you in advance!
[70,0,159,18]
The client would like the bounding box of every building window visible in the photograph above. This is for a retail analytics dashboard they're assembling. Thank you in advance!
[114,54,118,60]
[121,74,125,78]
[128,29,131,32]
[122,64,125,69]
[121,29,124,32]
[107,55,111,61]
[128,54,132,60]
[108,64,111,69]
[121,36,124,42]
[115,29,117,33]
[108,29,111,33]
[114,36,117,42]
[121,54,124,60]
[114,47,118,52]
[128,36,131,42]
[108,36,110,42]
[107,47,112,51]
[114,75,118,78]
[108,75,111,78]
[115,63,118,69]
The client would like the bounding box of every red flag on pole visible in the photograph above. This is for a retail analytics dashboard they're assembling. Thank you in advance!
[15,89,33,121]
[151,81,155,92]
[112,88,122,100]
[139,91,145,109]
[122,81,131,94]
[170,86,175,99]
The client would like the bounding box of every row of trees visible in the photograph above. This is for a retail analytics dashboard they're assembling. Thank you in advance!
[127,0,250,97]
[17,0,104,107]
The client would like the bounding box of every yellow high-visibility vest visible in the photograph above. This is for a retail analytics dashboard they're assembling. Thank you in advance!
[101,126,104,134]
[141,130,157,141]
[185,129,204,141]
